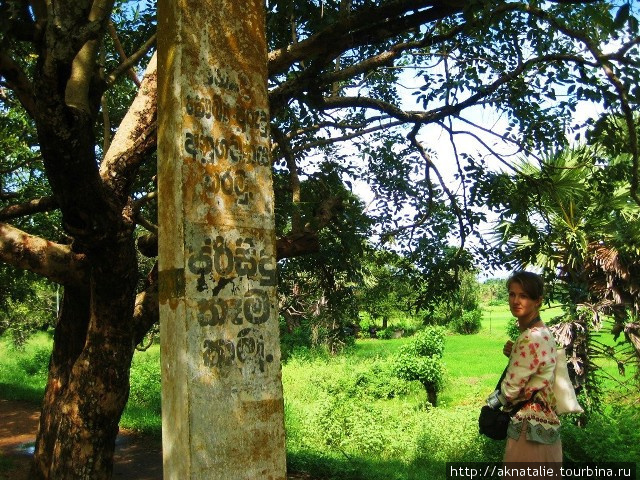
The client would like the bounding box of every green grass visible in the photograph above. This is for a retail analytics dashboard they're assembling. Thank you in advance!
[1,304,639,480]
[0,331,51,403]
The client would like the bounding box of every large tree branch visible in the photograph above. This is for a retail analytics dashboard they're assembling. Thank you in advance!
[106,33,157,87]
[269,24,466,113]
[272,126,303,232]
[0,222,87,285]
[268,0,464,75]
[100,53,158,202]
[64,0,117,113]
[311,52,593,125]
[276,231,320,260]
[0,51,37,117]
[521,4,640,205]
[106,20,141,86]
[136,194,343,261]
[0,196,59,221]
[278,195,343,259]
[132,264,159,346]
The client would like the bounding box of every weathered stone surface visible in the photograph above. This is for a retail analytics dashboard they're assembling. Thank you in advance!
[157,1,286,478]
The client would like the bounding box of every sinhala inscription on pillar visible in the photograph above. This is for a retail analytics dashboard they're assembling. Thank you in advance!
[158,1,286,478]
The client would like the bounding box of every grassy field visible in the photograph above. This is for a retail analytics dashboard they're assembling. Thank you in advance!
[1,304,639,479]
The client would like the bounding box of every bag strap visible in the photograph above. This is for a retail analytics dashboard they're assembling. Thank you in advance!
[494,364,538,415]
[495,367,539,416]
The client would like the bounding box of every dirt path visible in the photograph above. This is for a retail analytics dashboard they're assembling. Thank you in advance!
[0,399,312,480]
[0,398,162,480]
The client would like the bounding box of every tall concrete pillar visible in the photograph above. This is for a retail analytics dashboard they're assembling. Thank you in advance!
[157,1,286,478]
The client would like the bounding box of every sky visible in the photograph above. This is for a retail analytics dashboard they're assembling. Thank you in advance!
[345,67,607,280]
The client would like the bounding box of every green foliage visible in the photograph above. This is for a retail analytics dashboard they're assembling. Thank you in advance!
[425,268,481,321]
[413,327,446,358]
[0,269,58,347]
[276,168,372,354]
[450,309,483,335]
[120,345,162,434]
[562,407,640,464]
[16,346,50,376]
[478,278,508,306]
[279,317,313,361]
[0,332,50,402]
[128,354,161,412]
[2,308,639,479]
[356,249,420,331]
[394,352,444,393]
[393,327,446,406]
[505,317,521,341]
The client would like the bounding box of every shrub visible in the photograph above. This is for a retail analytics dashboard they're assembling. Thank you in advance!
[505,317,520,341]
[353,360,412,399]
[450,309,482,335]
[279,318,313,362]
[377,327,407,339]
[413,326,445,357]
[393,327,446,406]
[561,407,640,463]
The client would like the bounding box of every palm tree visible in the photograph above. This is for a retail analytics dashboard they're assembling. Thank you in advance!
[491,145,640,400]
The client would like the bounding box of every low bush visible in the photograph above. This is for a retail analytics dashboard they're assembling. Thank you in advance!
[393,327,446,406]
[128,356,161,413]
[413,326,445,357]
[505,316,520,340]
[450,309,482,335]
[561,406,640,463]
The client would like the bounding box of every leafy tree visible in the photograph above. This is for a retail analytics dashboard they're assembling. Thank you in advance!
[478,278,508,306]
[357,248,419,331]
[482,139,640,400]
[277,166,372,353]
[393,326,445,406]
[1,1,639,477]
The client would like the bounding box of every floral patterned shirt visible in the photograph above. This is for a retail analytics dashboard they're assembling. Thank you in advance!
[500,325,561,444]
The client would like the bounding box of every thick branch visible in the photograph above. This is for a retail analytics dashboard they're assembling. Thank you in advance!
[64,0,117,113]
[314,52,592,125]
[0,222,87,285]
[269,1,464,75]
[136,195,342,261]
[106,20,141,86]
[0,196,59,221]
[100,53,158,202]
[0,51,37,117]
[276,231,320,260]
[270,24,465,113]
[132,264,159,346]
[272,126,302,232]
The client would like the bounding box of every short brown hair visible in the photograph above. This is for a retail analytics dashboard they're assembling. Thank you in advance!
[506,271,544,300]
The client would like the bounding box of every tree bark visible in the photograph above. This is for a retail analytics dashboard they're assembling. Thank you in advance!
[425,384,437,407]
[30,233,139,480]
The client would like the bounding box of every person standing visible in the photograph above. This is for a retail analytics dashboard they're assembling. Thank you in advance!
[488,271,562,469]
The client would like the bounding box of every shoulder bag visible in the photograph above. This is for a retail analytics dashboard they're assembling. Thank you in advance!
[479,366,532,440]
[553,347,584,414]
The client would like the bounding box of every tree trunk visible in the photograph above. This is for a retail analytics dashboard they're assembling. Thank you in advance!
[30,235,138,480]
[425,384,437,407]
